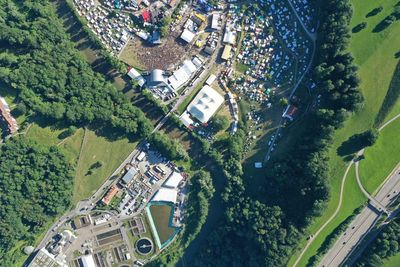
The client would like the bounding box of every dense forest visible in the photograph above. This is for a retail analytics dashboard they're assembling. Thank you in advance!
[0,138,73,264]
[355,218,400,266]
[0,0,365,266]
[188,0,364,265]
[0,0,153,138]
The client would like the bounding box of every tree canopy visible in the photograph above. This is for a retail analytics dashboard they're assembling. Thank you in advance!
[0,138,73,264]
[0,0,153,138]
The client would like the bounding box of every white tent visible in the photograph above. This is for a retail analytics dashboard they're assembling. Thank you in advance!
[180,111,194,128]
[80,255,96,267]
[127,68,146,87]
[206,74,217,86]
[152,188,178,203]
[167,60,198,90]
[180,29,196,43]
[223,30,236,45]
[164,172,183,188]
[187,85,224,123]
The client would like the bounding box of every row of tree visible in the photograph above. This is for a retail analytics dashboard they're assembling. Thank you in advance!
[355,217,400,266]
[0,0,153,139]
[188,0,365,265]
[0,138,74,264]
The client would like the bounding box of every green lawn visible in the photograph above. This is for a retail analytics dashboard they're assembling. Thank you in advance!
[26,123,84,166]
[289,0,400,265]
[383,252,400,267]
[26,123,137,204]
[359,118,400,194]
[176,81,205,115]
[72,129,137,203]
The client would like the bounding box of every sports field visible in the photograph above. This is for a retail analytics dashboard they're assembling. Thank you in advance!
[289,0,400,265]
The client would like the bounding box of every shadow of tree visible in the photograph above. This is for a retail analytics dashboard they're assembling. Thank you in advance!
[337,133,366,157]
[372,16,397,33]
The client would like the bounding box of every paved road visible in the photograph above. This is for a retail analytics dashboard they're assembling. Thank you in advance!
[293,112,400,267]
[319,164,400,267]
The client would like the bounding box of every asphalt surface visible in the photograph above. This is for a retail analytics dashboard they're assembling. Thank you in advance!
[319,164,400,267]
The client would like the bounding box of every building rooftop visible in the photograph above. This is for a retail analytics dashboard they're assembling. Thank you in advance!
[187,85,224,123]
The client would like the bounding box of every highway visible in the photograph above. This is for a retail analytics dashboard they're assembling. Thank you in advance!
[319,164,400,267]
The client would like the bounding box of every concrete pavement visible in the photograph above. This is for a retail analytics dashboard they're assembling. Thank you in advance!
[319,164,400,267]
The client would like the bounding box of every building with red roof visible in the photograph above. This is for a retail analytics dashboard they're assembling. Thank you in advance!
[0,97,18,135]
[282,105,299,121]
[142,10,151,23]
[102,185,119,205]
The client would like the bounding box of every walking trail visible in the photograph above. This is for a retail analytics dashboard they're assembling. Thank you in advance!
[292,112,400,266]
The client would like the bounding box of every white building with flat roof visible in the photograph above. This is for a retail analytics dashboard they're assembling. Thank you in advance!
[187,85,224,123]
[152,188,178,203]
[163,172,183,188]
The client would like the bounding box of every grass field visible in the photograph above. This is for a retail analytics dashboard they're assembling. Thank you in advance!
[292,165,367,267]
[359,118,400,194]
[176,81,205,115]
[72,128,137,203]
[288,0,400,265]
[383,252,400,267]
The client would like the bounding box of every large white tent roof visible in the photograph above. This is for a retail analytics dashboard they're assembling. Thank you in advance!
[164,172,183,188]
[187,85,224,123]
[223,30,236,45]
[152,188,178,203]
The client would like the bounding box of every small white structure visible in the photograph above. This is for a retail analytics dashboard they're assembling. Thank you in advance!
[80,255,96,267]
[163,172,183,188]
[205,74,217,86]
[180,29,196,43]
[180,111,194,128]
[136,151,146,161]
[127,68,146,87]
[187,85,224,123]
[152,188,178,203]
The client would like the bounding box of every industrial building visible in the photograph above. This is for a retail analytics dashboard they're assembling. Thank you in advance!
[27,248,67,267]
[152,188,178,203]
[163,172,183,188]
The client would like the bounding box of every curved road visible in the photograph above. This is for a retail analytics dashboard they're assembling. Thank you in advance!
[293,112,400,267]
